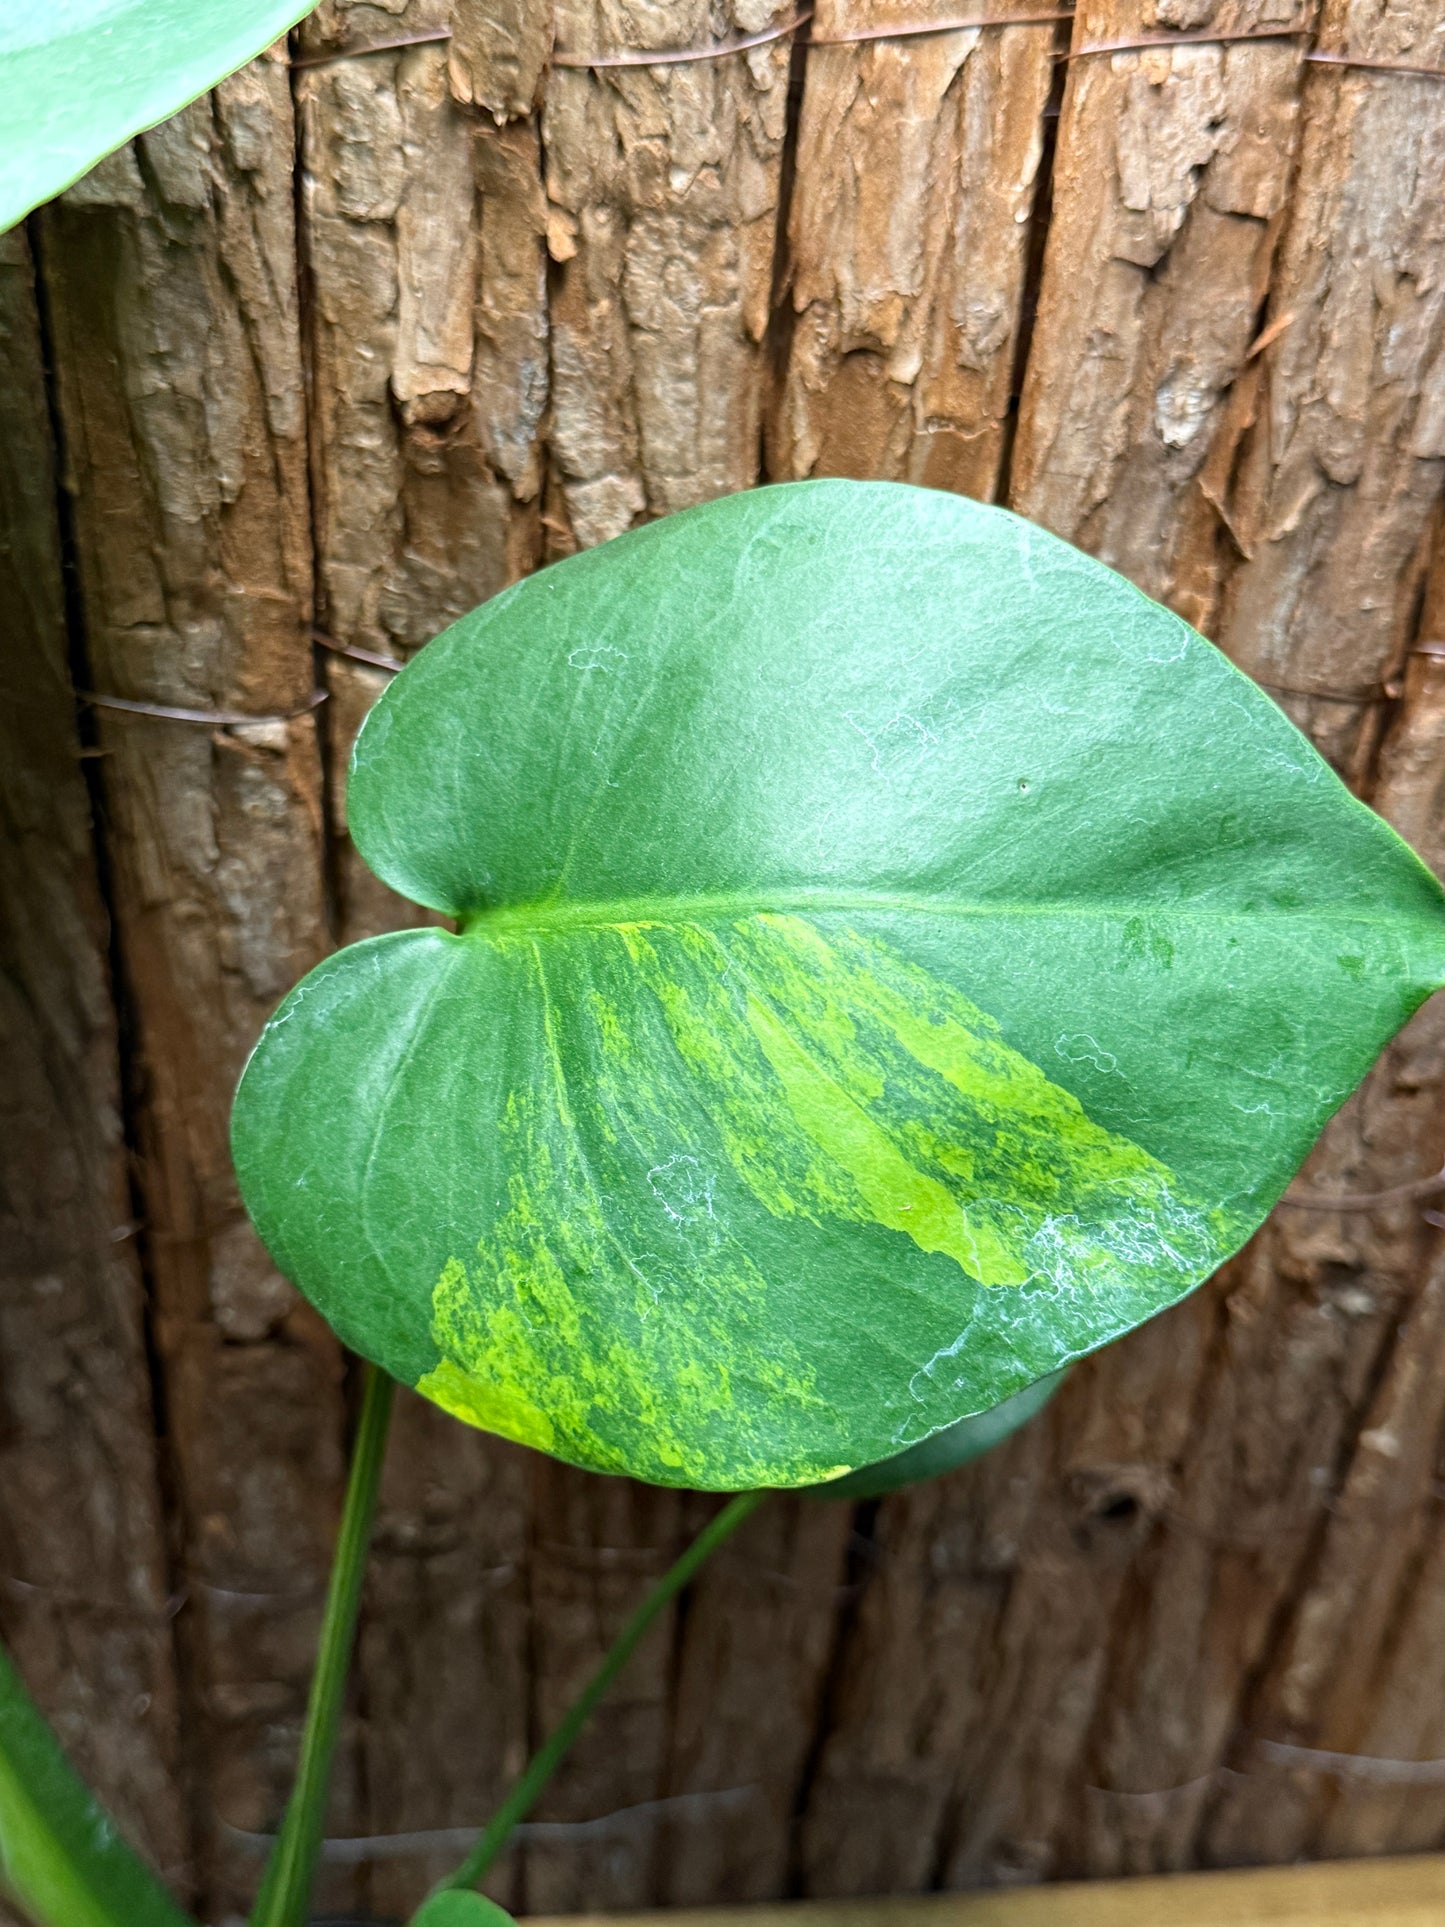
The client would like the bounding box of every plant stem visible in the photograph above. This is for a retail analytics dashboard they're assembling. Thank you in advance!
[250,1363,394,1927]
[418,1488,767,1910]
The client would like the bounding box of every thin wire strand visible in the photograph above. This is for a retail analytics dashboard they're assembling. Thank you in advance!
[1255,675,1393,706]
[225,1785,763,1863]
[808,9,1074,47]
[291,11,1445,81]
[1057,23,1445,74]
[554,9,812,66]
[80,689,327,727]
[1066,24,1309,59]
[311,627,404,674]
[290,29,452,70]
[1305,46,1445,78]
[292,5,1080,81]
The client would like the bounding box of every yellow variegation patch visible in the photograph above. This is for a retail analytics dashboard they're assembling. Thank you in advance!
[417,912,1217,1485]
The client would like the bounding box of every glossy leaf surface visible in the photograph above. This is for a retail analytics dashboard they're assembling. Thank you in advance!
[816,1370,1067,1501]
[0,1644,194,1927]
[232,482,1445,1490]
[0,0,315,234]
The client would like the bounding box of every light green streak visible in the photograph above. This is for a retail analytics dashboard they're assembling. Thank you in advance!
[745,989,1026,1282]
[454,887,1445,957]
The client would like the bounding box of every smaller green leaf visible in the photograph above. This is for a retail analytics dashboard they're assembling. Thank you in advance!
[411,1893,517,1927]
[814,1370,1066,1501]
[0,1642,194,1927]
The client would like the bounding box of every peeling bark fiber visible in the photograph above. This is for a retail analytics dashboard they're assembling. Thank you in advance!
[9,2,1445,1917]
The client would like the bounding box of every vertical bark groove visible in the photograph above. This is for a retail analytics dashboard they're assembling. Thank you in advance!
[1212,0,1445,778]
[0,223,191,1906]
[772,0,1061,499]
[1009,0,1316,624]
[541,0,794,546]
[33,48,352,1919]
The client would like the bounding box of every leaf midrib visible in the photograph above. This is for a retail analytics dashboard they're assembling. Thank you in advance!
[454,885,1443,946]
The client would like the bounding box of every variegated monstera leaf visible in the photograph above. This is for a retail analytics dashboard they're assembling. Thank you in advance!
[232,482,1445,1491]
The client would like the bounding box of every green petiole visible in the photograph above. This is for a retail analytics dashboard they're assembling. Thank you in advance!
[415,1487,768,1916]
[249,1362,395,1927]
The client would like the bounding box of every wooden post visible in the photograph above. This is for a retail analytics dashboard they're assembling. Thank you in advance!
[34,50,352,1918]
[0,225,190,1911]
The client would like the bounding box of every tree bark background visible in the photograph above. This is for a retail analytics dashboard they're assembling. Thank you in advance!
[9,1,1445,1921]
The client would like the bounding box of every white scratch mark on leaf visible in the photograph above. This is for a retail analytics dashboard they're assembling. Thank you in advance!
[1055,1032,1121,1076]
[567,643,630,672]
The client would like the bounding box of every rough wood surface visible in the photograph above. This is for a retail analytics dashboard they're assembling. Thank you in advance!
[32,50,354,1923]
[1009,0,1310,622]
[518,1473,698,1913]
[296,0,549,941]
[542,0,793,548]
[773,0,1058,497]
[501,1483,844,1915]
[15,0,1445,1916]
[1198,551,1445,1868]
[299,2,544,667]
[1208,0,1445,781]
[357,1393,534,1918]
[652,1494,851,1907]
[0,229,190,1904]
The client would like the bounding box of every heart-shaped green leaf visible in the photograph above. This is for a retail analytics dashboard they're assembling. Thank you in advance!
[0,0,316,234]
[232,481,1445,1491]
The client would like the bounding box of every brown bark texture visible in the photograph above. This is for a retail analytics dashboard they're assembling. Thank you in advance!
[26,45,355,1922]
[774,0,1059,498]
[9,0,1445,1918]
[0,229,190,1906]
[1009,0,1311,621]
[542,0,793,548]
